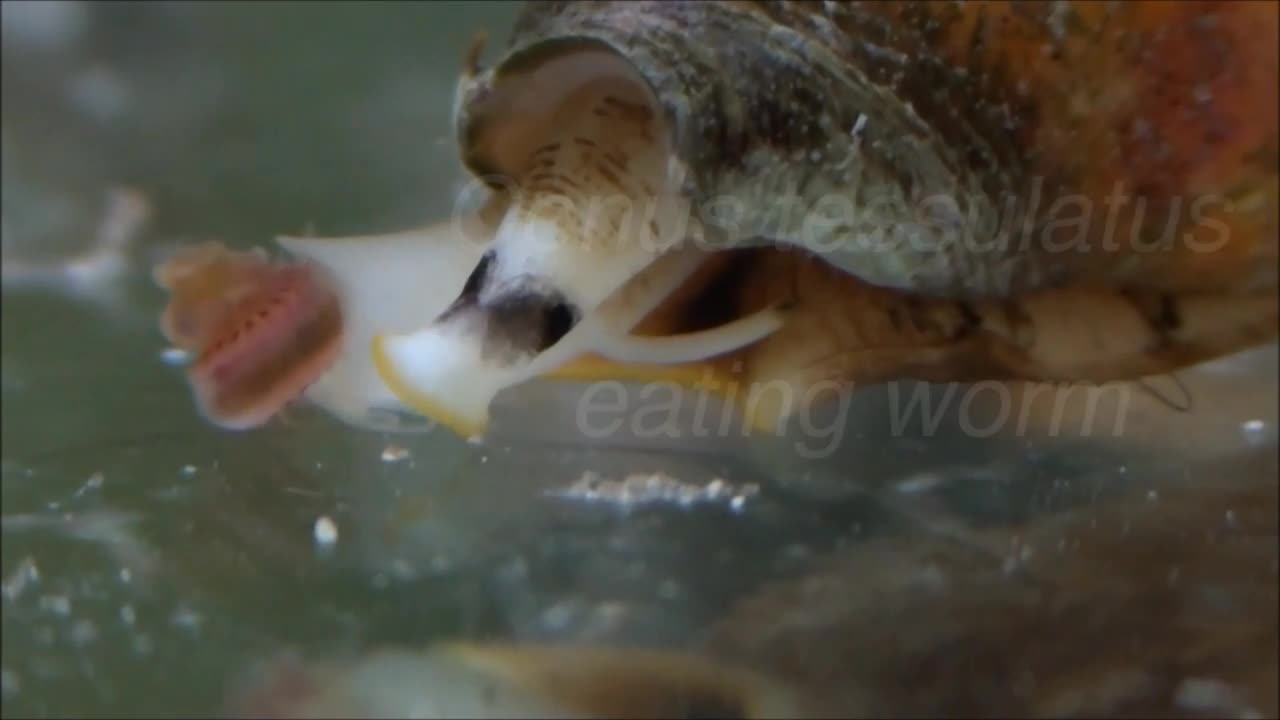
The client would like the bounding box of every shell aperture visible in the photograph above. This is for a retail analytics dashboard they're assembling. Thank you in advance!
[367,45,796,440]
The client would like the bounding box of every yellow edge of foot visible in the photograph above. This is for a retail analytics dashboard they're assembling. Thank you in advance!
[369,333,488,440]
[544,354,778,434]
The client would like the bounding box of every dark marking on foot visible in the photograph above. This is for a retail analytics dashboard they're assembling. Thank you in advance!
[1125,291,1183,349]
[1155,294,1183,334]
[954,300,983,337]
[1136,375,1194,413]
[905,295,964,339]
[886,304,906,333]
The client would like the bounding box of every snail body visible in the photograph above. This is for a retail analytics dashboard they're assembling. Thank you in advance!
[155,0,1277,440]
[377,0,1277,437]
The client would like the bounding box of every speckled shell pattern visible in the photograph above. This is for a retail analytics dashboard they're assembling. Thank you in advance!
[456,1,1278,301]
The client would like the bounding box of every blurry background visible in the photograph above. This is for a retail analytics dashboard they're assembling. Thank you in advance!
[2,2,1276,717]
[2,3,531,715]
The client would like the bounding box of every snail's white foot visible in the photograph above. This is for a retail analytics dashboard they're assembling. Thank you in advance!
[370,302,788,441]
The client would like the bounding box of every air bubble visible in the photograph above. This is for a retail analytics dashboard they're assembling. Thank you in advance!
[313,516,339,547]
